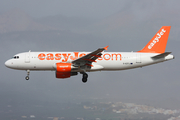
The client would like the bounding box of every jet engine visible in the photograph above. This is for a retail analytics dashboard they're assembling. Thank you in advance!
[55,63,78,78]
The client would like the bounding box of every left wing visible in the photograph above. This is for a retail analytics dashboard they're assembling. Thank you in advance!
[72,46,108,67]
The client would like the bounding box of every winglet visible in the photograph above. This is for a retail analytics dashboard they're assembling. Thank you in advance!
[104,46,109,51]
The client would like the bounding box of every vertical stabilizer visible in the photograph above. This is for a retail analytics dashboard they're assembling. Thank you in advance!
[138,26,171,53]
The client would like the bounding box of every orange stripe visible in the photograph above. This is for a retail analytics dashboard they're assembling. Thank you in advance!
[91,54,101,58]
[85,63,93,67]
[83,59,97,62]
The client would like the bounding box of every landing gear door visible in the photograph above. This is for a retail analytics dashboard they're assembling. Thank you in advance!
[25,51,30,63]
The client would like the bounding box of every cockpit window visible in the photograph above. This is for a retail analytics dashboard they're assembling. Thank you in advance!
[13,56,19,59]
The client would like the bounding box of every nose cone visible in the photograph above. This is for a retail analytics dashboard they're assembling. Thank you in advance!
[5,60,12,68]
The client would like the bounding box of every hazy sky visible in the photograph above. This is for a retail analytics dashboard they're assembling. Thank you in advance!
[1,0,179,19]
[0,0,127,18]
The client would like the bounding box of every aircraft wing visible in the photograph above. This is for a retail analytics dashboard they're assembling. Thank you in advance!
[72,46,108,67]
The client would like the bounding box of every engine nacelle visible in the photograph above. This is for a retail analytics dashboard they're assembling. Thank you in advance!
[55,63,78,78]
[56,63,72,72]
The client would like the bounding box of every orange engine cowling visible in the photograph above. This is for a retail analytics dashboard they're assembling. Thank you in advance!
[56,63,71,72]
[55,63,78,78]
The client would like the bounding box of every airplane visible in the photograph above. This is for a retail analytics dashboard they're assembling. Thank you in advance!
[5,26,174,83]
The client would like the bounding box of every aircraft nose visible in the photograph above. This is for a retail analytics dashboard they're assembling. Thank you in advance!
[5,60,12,68]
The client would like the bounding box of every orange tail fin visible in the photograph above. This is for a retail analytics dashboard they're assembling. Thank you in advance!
[138,26,171,53]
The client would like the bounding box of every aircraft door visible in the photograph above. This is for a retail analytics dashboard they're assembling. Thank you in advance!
[25,51,30,63]
[136,54,141,64]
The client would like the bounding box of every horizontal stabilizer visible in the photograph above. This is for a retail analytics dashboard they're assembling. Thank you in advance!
[151,52,171,60]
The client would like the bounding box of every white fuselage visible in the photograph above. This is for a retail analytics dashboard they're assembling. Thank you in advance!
[5,51,174,72]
